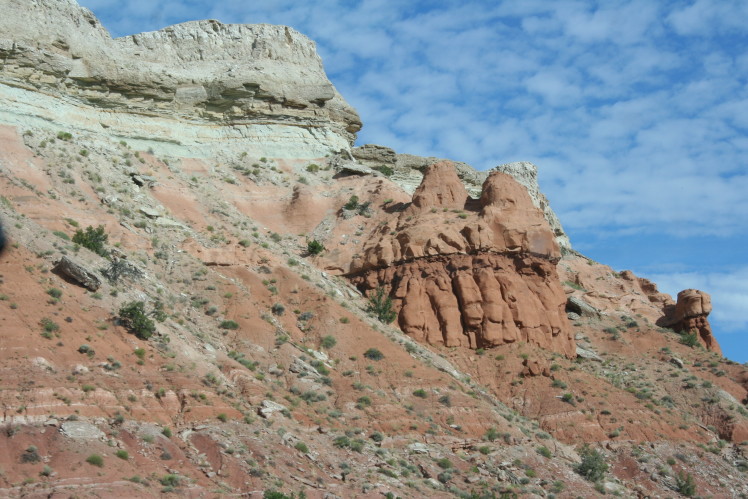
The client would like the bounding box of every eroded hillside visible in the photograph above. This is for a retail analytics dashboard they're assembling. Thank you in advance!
[0,1,746,498]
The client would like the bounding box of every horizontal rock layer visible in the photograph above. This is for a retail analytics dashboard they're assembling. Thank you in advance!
[0,0,359,158]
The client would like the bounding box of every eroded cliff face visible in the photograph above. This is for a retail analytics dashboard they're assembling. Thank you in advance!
[0,0,360,159]
[347,162,574,357]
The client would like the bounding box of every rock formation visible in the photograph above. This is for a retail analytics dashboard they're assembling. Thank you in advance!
[492,162,570,249]
[666,289,720,354]
[348,162,574,356]
[0,0,359,159]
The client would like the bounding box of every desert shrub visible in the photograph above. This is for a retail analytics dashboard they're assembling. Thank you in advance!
[306,163,320,173]
[160,474,181,487]
[356,396,372,409]
[680,332,699,347]
[86,454,104,467]
[40,318,59,333]
[363,348,384,361]
[118,301,155,340]
[21,446,41,463]
[436,457,452,469]
[264,492,292,499]
[344,195,359,210]
[370,431,384,442]
[373,165,394,176]
[219,320,239,330]
[307,239,325,255]
[333,435,351,448]
[438,394,451,407]
[412,389,428,398]
[115,450,129,460]
[72,225,108,256]
[367,287,396,323]
[271,303,285,316]
[320,335,337,349]
[484,427,500,441]
[675,472,696,496]
[537,446,552,458]
[575,445,608,482]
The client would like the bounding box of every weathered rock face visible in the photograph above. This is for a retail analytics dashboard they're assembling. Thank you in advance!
[348,162,574,356]
[669,289,720,354]
[492,162,570,249]
[0,0,359,158]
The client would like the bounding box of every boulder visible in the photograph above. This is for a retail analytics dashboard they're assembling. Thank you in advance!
[566,296,600,319]
[53,256,101,291]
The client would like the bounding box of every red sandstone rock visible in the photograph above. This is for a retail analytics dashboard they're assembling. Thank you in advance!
[348,163,574,356]
[671,289,721,354]
[522,358,551,377]
[409,161,469,211]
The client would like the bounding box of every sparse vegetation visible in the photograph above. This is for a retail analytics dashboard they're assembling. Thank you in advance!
[85,454,104,467]
[307,239,325,255]
[575,445,608,482]
[363,348,384,361]
[72,225,109,256]
[118,301,156,340]
[366,286,396,323]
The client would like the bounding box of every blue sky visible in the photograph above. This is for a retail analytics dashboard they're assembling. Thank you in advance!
[77,0,748,362]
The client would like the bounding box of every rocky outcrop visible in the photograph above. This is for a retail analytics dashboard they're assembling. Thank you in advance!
[53,256,101,291]
[0,0,359,158]
[348,162,574,356]
[492,162,570,249]
[664,289,721,354]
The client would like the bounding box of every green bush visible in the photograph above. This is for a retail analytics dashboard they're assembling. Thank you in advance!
[320,335,337,349]
[219,320,240,330]
[680,332,699,347]
[118,301,156,340]
[72,225,109,257]
[115,450,129,460]
[363,348,384,361]
[294,441,309,453]
[575,445,608,482]
[412,389,428,398]
[160,474,181,487]
[367,287,396,323]
[373,165,394,176]
[307,239,325,255]
[344,195,359,210]
[484,427,500,441]
[86,454,104,467]
[436,457,452,469]
[675,472,696,497]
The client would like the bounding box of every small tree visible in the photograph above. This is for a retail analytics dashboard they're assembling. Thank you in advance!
[675,471,697,497]
[72,225,109,256]
[344,195,359,210]
[118,301,156,340]
[575,444,608,482]
[307,239,325,255]
[367,286,396,323]
[680,331,699,348]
